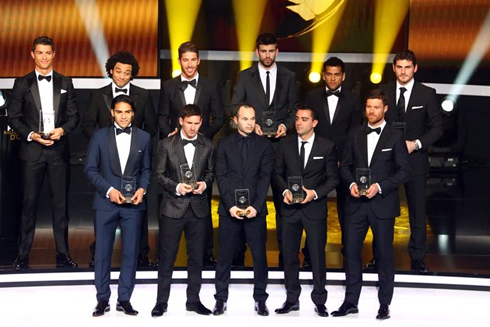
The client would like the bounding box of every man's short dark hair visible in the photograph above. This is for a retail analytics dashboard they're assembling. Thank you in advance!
[233,103,255,118]
[180,104,202,119]
[32,36,55,52]
[105,51,140,79]
[256,33,277,49]
[323,57,345,73]
[296,104,318,121]
[365,89,389,107]
[111,94,136,111]
[393,49,417,67]
[178,42,199,59]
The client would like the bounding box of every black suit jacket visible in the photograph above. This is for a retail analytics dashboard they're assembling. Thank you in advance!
[8,70,79,161]
[216,132,273,217]
[231,64,298,130]
[158,75,224,140]
[154,134,215,219]
[305,86,362,155]
[82,83,157,139]
[273,134,340,219]
[380,81,443,175]
[84,126,152,212]
[340,123,411,219]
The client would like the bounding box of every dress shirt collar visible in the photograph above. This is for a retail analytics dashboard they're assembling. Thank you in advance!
[297,132,315,147]
[35,69,53,80]
[112,82,130,95]
[367,120,387,133]
[181,73,199,84]
[396,78,414,94]
[257,63,277,77]
[180,129,198,142]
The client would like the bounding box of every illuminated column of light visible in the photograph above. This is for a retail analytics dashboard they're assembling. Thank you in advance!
[309,0,346,83]
[232,0,267,71]
[371,0,410,84]
[448,9,490,102]
[165,0,202,76]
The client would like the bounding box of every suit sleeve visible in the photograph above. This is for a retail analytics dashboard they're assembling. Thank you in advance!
[377,132,411,196]
[339,131,356,190]
[202,143,215,190]
[314,144,340,199]
[7,78,31,139]
[81,91,98,139]
[84,134,113,197]
[153,139,179,193]
[58,78,79,135]
[142,93,158,138]
[418,87,443,148]
[272,140,288,194]
[282,72,299,130]
[230,72,246,116]
[215,140,234,210]
[157,81,173,139]
[200,83,224,139]
[138,135,153,190]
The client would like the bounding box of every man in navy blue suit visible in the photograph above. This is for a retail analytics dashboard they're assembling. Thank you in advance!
[85,95,152,317]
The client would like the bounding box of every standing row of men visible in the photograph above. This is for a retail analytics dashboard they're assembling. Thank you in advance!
[8,34,442,319]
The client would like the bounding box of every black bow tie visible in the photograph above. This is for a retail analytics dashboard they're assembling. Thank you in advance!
[38,75,52,82]
[183,139,197,146]
[115,88,127,94]
[366,126,381,135]
[326,89,340,97]
[116,126,131,135]
[180,79,197,91]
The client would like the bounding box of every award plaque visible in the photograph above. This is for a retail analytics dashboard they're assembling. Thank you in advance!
[356,168,371,196]
[235,189,251,217]
[392,122,406,134]
[180,163,198,190]
[262,110,276,138]
[38,110,52,139]
[121,176,137,204]
[288,176,304,203]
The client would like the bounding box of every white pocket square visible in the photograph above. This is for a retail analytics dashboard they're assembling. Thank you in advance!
[313,156,324,160]
[411,105,423,110]
[61,89,67,94]
[381,148,392,152]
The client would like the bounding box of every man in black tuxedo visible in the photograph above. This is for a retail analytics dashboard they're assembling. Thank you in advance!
[152,104,215,317]
[212,103,273,316]
[85,95,152,317]
[82,51,157,267]
[379,50,443,273]
[8,36,79,270]
[158,42,224,266]
[332,89,410,320]
[231,33,299,267]
[273,105,339,317]
[303,57,363,266]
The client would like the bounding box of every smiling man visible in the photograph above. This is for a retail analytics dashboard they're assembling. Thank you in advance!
[8,35,79,270]
[85,95,152,317]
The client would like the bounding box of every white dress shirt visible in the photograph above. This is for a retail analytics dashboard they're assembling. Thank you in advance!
[112,82,130,98]
[326,86,341,123]
[35,70,55,133]
[258,64,277,106]
[181,73,199,105]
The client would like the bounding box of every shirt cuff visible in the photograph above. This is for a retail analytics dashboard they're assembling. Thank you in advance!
[106,186,114,198]
[376,183,382,194]
[175,183,182,196]
[415,139,422,150]
[27,131,34,142]
[312,190,318,200]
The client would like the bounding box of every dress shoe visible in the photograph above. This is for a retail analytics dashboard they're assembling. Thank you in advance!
[376,304,390,320]
[116,301,138,315]
[137,254,153,267]
[56,253,78,268]
[363,258,377,271]
[314,304,328,317]
[254,301,269,316]
[331,301,359,317]
[13,256,29,270]
[203,254,217,267]
[212,300,227,315]
[92,300,110,317]
[151,302,168,317]
[186,301,212,315]
[411,260,429,273]
[275,301,299,314]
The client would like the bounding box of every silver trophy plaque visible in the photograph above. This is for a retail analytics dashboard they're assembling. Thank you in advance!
[288,176,304,203]
[356,168,371,196]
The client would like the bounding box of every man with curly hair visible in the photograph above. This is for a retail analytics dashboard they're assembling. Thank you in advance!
[82,51,157,268]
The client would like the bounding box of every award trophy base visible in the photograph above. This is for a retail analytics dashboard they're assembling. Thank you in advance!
[264,132,276,138]
[292,196,304,204]
[237,209,251,218]
[359,189,368,196]
[124,196,133,204]
[38,132,51,140]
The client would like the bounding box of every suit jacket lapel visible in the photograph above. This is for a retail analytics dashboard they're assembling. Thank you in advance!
[28,73,42,115]
[194,82,202,104]
[370,126,391,167]
[322,93,331,126]
[107,127,123,176]
[331,92,343,124]
[123,127,139,176]
[129,83,140,104]
[102,85,112,112]
[303,138,317,172]
[251,67,267,109]
[52,72,61,125]
[358,127,369,168]
[272,68,284,110]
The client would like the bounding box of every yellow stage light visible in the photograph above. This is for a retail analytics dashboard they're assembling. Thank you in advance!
[308,71,321,83]
[370,72,382,84]
[232,0,267,71]
[171,69,181,78]
[371,0,410,82]
[165,0,202,75]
